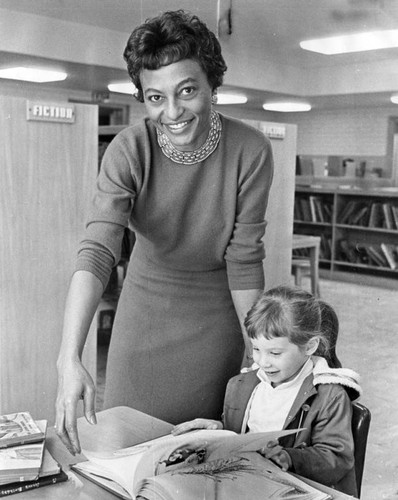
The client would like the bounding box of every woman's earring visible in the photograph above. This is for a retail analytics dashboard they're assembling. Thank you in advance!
[211,93,218,105]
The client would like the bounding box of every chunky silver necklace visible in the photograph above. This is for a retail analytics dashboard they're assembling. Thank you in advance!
[156,110,222,165]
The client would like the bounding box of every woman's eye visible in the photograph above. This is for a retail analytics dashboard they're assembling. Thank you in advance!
[181,87,195,97]
[147,95,162,103]
[271,352,281,356]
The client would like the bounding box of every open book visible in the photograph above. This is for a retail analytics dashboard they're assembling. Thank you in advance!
[72,428,331,500]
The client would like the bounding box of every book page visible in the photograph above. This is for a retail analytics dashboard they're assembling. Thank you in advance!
[137,453,331,500]
[82,428,304,499]
[82,430,235,497]
[72,461,131,499]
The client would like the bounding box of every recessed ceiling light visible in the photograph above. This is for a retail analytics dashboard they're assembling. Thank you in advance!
[216,93,248,105]
[300,29,398,55]
[391,95,398,104]
[0,67,67,82]
[108,82,137,95]
[262,102,311,112]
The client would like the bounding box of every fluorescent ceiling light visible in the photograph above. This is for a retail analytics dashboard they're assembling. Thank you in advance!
[216,92,248,105]
[108,82,137,95]
[391,95,398,104]
[262,102,311,112]
[300,29,398,55]
[0,66,67,82]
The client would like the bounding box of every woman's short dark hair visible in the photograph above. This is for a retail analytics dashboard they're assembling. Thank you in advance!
[123,10,227,102]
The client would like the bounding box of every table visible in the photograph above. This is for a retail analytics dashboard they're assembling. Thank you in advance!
[292,233,321,296]
[17,406,356,499]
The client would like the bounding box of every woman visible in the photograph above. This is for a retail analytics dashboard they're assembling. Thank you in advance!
[55,10,274,455]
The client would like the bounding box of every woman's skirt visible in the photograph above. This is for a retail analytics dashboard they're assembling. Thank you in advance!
[103,254,244,424]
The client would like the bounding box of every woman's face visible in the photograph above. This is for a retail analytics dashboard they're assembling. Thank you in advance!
[140,59,213,152]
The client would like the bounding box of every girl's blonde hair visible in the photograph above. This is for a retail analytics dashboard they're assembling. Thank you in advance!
[244,285,338,356]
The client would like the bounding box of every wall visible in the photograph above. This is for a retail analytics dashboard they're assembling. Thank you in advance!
[217,103,397,156]
[274,106,398,157]
[218,103,398,183]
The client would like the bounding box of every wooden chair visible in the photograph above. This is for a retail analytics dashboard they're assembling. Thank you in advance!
[291,234,321,297]
[292,258,321,296]
[351,402,371,498]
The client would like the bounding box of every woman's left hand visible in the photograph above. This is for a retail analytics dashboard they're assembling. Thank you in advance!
[171,418,223,435]
[259,440,292,471]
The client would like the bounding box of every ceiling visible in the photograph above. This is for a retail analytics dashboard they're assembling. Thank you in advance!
[1,0,398,111]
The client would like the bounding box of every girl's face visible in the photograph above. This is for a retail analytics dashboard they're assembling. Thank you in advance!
[251,335,316,387]
[140,58,213,152]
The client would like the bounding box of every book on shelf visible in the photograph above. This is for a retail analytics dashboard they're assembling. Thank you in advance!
[338,200,370,226]
[382,203,395,230]
[308,196,318,222]
[365,245,389,268]
[368,202,385,228]
[295,196,331,224]
[0,420,47,486]
[338,200,358,225]
[294,199,303,221]
[322,202,333,223]
[71,428,331,500]
[338,239,360,264]
[299,198,312,222]
[0,412,45,449]
[391,205,398,229]
[380,243,398,270]
[349,204,370,226]
[312,196,328,223]
[0,448,68,497]
[320,234,332,260]
[354,245,371,265]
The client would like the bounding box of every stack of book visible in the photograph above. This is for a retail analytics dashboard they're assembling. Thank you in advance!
[0,411,68,496]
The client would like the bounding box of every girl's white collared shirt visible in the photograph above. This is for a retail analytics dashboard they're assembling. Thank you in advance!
[244,357,314,433]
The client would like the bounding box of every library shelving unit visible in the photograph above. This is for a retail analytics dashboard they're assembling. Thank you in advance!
[294,185,398,279]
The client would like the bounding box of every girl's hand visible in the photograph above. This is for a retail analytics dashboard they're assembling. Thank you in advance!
[172,418,223,435]
[259,440,292,471]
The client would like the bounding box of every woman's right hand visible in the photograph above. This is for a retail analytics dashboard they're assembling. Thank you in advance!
[171,418,223,435]
[55,358,97,455]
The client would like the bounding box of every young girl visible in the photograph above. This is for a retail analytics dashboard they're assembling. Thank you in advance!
[173,285,362,497]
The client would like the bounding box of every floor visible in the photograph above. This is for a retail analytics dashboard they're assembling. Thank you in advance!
[96,277,398,500]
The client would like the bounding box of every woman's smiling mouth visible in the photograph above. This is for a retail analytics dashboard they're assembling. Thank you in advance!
[165,120,192,131]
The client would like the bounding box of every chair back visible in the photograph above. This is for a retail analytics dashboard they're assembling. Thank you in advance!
[351,401,371,498]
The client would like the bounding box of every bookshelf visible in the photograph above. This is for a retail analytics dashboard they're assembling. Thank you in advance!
[294,186,398,278]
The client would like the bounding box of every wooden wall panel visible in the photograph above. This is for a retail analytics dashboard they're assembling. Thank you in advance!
[0,97,97,422]
[263,123,297,289]
[243,120,297,290]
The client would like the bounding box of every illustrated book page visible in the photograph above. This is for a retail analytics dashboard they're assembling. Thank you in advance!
[72,428,330,500]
